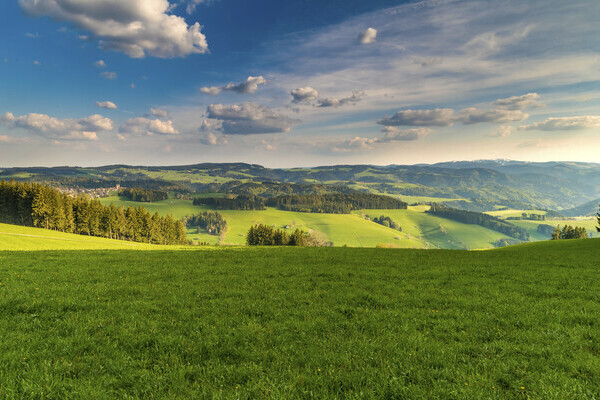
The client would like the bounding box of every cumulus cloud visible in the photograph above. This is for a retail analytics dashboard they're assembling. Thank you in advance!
[489,125,514,137]
[358,27,377,44]
[96,101,117,110]
[457,108,529,125]
[206,103,301,135]
[100,71,117,80]
[200,76,267,95]
[494,93,541,110]
[94,60,106,68]
[378,108,456,127]
[334,127,432,152]
[19,0,209,58]
[518,116,600,131]
[1,112,113,141]
[318,91,365,108]
[380,127,433,141]
[150,107,169,118]
[199,131,227,145]
[291,87,319,104]
[119,117,179,135]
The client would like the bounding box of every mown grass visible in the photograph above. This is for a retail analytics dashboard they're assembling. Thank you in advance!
[0,240,599,398]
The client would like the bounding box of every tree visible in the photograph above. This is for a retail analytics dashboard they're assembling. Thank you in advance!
[597,204,599,232]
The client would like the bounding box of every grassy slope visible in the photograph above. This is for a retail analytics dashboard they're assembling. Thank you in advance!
[486,209,548,218]
[99,197,525,249]
[359,207,514,250]
[0,223,186,251]
[511,219,600,240]
[217,208,426,248]
[1,240,599,398]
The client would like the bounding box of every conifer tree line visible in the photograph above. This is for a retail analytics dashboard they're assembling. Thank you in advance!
[185,211,227,235]
[265,193,408,214]
[0,180,187,245]
[551,225,588,240]
[427,204,530,241]
[193,194,265,210]
[118,188,168,202]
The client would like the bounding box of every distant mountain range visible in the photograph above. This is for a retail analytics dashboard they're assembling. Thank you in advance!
[1,160,599,214]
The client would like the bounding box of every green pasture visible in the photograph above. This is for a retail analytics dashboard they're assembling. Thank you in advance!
[0,223,180,251]
[0,240,599,398]
[358,208,514,250]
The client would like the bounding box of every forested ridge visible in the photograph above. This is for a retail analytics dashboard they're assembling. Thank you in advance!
[119,188,168,202]
[427,204,530,241]
[193,195,265,210]
[0,180,187,245]
[266,193,408,214]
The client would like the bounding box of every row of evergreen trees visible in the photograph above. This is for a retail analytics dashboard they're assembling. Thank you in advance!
[0,180,187,245]
[551,225,588,240]
[185,211,227,235]
[118,188,168,202]
[265,193,407,214]
[246,224,310,246]
[193,194,265,210]
[427,204,530,241]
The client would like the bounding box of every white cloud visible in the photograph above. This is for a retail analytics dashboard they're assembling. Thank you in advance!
[19,0,209,58]
[119,117,179,135]
[96,101,118,110]
[150,107,169,118]
[291,87,319,104]
[494,93,541,110]
[358,27,377,44]
[378,108,456,127]
[199,131,227,145]
[333,127,432,152]
[33,60,41,66]
[200,76,268,95]
[1,112,113,141]
[206,103,301,134]
[25,32,40,38]
[489,125,514,137]
[380,127,433,141]
[94,60,106,68]
[100,71,117,80]
[519,116,600,131]
[186,0,207,14]
[457,107,529,124]
[317,91,365,107]
[199,86,223,95]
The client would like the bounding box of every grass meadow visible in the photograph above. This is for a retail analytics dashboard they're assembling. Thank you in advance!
[1,239,599,398]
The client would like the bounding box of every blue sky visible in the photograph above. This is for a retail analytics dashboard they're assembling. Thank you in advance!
[1,0,599,167]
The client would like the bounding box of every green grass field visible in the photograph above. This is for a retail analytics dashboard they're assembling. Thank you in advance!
[0,223,187,251]
[485,209,548,218]
[0,239,599,398]
[98,197,531,249]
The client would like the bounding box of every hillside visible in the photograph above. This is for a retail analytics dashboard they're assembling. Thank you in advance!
[1,240,599,398]
[2,160,600,212]
[0,223,184,251]
[97,196,526,249]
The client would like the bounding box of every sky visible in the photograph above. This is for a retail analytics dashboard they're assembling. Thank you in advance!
[0,0,599,168]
